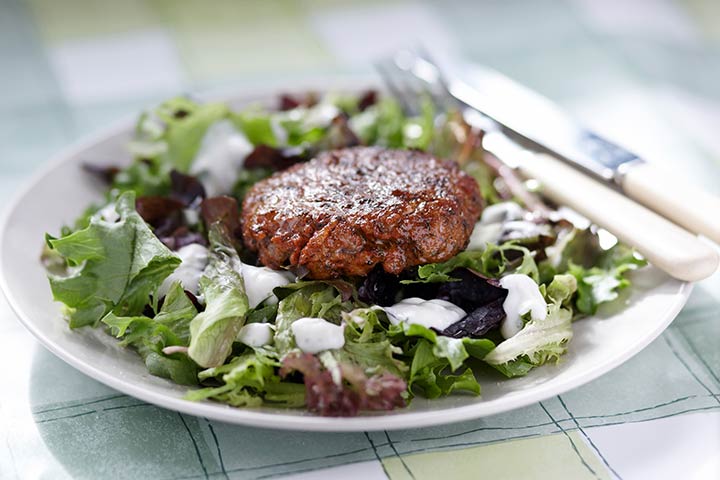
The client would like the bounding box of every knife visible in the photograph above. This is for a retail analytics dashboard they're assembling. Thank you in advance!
[384,50,719,281]
[472,116,719,282]
[446,69,720,245]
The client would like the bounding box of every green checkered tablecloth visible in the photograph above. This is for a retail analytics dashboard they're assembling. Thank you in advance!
[2,1,719,479]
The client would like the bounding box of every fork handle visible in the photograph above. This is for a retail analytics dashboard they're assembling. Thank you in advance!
[518,153,719,282]
[622,163,720,244]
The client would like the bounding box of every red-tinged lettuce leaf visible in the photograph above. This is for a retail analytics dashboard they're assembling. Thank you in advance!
[279,352,406,416]
[435,269,508,338]
[278,92,319,111]
[357,90,378,112]
[436,268,507,312]
[158,226,207,251]
[243,145,307,171]
[441,297,506,339]
[135,196,187,241]
[200,196,242,240]
[135,196,185,226]
[358,266,443,307]
[358,267,402,306]
[132,170,206,249]
[169,169,205,206]
[358,267,509,339]
[315,115,361,151]
[82,163,120,184]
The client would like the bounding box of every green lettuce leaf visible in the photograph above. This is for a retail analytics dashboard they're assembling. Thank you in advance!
[544,273,578,307]
[111,157,171,197]
[569,244,646,315]
[389,323,494,398]
[342,308,494,399]
[405,242,539,284]
[231,167,273,201]
[153,281,198,344]
[402,98,435,150]
[484,274,576,377]
[336,308,408,378]
[275,104,332,147]
[46,191,181,328]
[273,283,356,356]
[349,97,435,149]
[101,282,199,385]
[187,349,305,407]
[231,109,279,147]
[155,98,229,172]
[188,226,249,368]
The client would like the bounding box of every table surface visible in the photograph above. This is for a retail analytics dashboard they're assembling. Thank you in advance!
[2,1,720,479]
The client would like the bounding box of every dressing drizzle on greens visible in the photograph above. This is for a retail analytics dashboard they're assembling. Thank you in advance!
[42,92,646,415]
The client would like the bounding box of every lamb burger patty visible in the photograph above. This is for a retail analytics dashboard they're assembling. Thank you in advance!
[241,146,482,279]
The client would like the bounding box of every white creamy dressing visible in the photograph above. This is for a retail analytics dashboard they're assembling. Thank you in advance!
[237,323,274,347]
[501,220,546,239]
[191,120,254,196]
[467,201,526,251]
[270,116,288,145]
[291,317,346,353]
[467,223,504,251]
[183,208,200,227]
[239,263,294,309]
[481,202,525,224]
[499,274,547,339]
[383,298,466,331]
[95,203,120,223]
[302,103,340,128]
[158,243,209,298]
[344,306,383,327]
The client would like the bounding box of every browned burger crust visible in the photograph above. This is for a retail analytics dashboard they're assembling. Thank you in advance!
[241,146,482,279]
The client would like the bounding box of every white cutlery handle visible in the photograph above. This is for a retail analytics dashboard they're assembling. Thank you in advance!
[517,153,719,282]
[621,162,720,244]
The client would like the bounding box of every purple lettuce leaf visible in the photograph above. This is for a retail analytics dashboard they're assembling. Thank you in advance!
[441,297,506,338]
[169,170,205,206]
[280,352,407,416]
[243,145,307,171]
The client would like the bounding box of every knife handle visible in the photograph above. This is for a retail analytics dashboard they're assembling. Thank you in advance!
[518,153,719,282]
[621,163,720,244]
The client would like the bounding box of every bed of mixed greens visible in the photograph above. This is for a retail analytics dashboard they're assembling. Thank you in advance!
[42,91,645,416]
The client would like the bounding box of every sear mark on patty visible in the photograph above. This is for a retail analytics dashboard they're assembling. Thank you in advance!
[241,146,482,279]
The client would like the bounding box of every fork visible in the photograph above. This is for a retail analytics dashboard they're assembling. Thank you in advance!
[374,50,719,282]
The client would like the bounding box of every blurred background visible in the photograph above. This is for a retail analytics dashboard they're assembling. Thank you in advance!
[3,0,720,201]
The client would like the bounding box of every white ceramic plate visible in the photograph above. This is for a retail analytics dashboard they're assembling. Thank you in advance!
[0,85,692,432]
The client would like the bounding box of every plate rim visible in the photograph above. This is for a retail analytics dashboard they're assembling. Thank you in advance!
[0,82,694,432]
